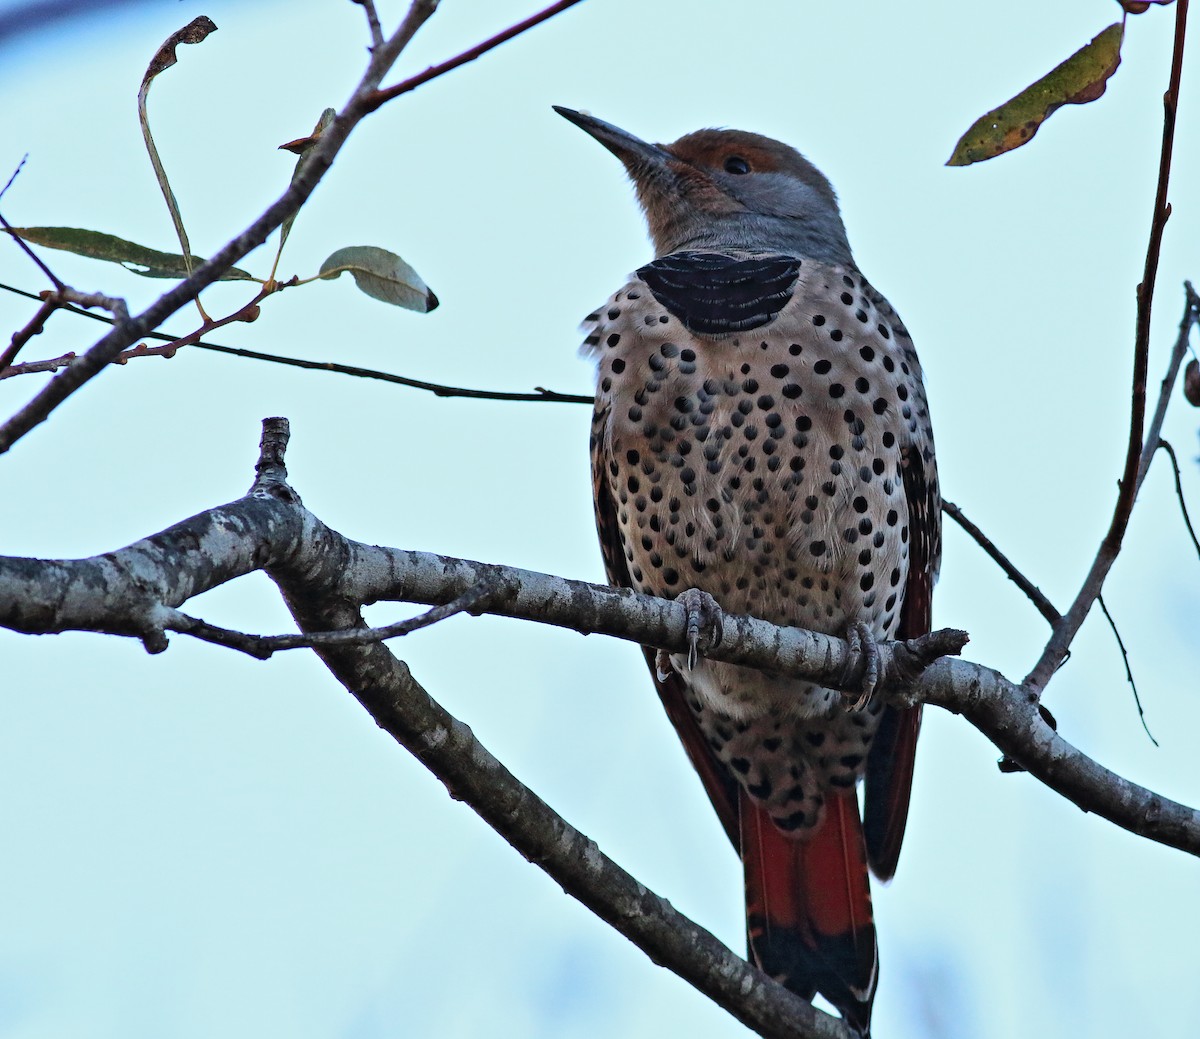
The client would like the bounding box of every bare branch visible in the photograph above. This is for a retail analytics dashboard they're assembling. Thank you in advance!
[0,419,1195,861]
[917,656,1197,852]
[55,287,129,318]
[1137,281,1200,489]
[0,297,56,370]
[0,203,64,291]
[0,279,593,401]
[1096,594,1156,745]
[0,160,66,291]
[4,414,1200,1037]
[275,574,854,1039]
[0,156,25,202]
[0,285,131,376]
[1026,277,1200,690]
[351,0,385,48]
[165,577,512,658]
[1157,438,1200,560]
[363,0,586,114]
[943,500,1061,625]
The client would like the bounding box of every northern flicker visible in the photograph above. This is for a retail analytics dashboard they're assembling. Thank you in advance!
[557,107,941,1035]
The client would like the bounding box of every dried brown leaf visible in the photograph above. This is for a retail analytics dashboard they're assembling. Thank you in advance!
[1117,0,1174,13]
[140,16,217,91]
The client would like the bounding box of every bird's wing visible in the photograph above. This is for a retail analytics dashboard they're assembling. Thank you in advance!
[863,438,941,881]
[590,394,742,848]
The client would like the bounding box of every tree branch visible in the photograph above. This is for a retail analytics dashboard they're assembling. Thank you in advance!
[361,0,587,114]
[164,576,512,658]
[1023,0,1193,689]
[272,532,854,1039]
[0,280,594,400]
[942,500,1061,625]
[0,296,57,370]
[0,0,599,450]
[0,0,437,449]
[0,196,64,291]
[352,0,385,50]
[0,419,1196,863]
[3,416,1200,1038]
[1157,438,1200,560]
[1025,277,1200,690]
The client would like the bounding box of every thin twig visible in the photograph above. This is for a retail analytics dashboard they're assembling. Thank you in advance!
[0,204,64,291]
[1025,273,1199,692]
[167,576,509,657]
[165,288,267,350]
[943,500,1061,625]
[0,280,592,402]
[0,298,56,370]
[363,0,586,113]
[1097,594,1157,746]
[1138,281,1200,488]
[353,0,385,48]
[56,288,129,318]
[1157,438,1200,560]
[0,286,130,375]
[1025,6,1191,692]
[0,156,26,202]
[0,285,259,380]
[0,350,78,378]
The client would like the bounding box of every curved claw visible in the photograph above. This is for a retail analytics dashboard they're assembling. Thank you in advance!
[843,621,881,710]
[676,588,724,671]
[655,649,674,682]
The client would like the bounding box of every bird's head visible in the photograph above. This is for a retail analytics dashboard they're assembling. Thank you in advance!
[555,107,853,265]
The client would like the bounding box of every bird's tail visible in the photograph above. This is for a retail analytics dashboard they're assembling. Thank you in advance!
[741,789,877,1035]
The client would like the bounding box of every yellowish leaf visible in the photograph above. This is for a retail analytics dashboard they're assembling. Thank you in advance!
[948,23,1123,166]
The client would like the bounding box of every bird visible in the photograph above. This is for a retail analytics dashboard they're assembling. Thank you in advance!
[556,106,941,1035]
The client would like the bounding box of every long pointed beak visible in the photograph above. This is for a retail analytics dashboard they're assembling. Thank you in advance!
[553,106,674,173]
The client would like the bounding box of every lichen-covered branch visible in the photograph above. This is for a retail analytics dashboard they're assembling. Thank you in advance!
[272,543,854,1039]
[3,417,1200,1036]
[0,420,1196,863]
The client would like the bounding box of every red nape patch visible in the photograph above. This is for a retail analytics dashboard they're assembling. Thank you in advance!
[668,129,795,174]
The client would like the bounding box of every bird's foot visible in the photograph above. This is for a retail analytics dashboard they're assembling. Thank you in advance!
[842,620,881,710]
[675,588,724,671]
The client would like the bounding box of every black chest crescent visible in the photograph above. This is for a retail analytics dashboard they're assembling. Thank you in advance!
[635,251,802,335]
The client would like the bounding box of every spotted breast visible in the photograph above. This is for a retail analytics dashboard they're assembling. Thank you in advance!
[560,106,940,1036]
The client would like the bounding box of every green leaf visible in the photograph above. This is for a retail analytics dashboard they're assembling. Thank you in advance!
[318,246,438,312]
[7,227,255,280]
[279,107,336,257]
[947,23,1124,166]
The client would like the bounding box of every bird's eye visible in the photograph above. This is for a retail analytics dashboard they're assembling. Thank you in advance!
[723,156,751,175]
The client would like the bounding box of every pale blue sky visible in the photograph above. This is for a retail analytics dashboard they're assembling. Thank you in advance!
[1,2,1198,1037]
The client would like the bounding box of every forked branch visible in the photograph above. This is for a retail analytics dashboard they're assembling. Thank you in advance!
[1025,0,1193,691]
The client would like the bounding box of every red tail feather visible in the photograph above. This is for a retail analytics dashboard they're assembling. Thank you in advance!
[741,790,877,1035]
